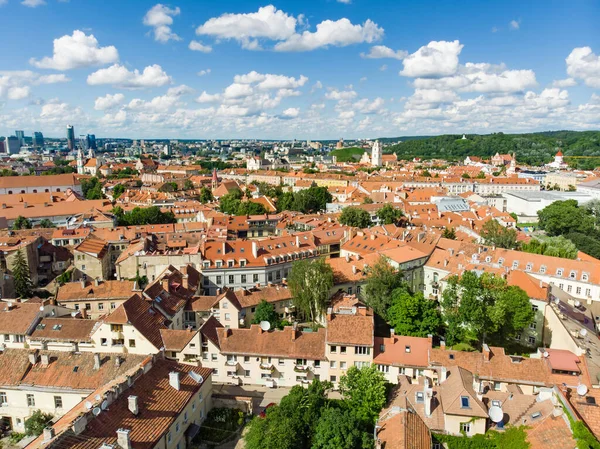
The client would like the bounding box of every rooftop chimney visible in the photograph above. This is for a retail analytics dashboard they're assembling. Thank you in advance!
[352,265,357,275]
[115,356,121,367]
[482,344,491,362]
[116,429,131,449]
[41,354,50,367]
[128,395,139,416]
[93,353,101,370]
[28,352,38,365]
[43,427,55,442]
[424,386,433,417]
[80,279,86,289]
[252,241,258,258]
[169,371,180,390]
[94,278,100,287]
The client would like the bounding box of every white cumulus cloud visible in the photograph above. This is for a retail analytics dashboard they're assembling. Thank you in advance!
[361,45,407,60]
[189,40,212,53]
[22,0,46,7]
[566,46,600,88]
[87,64,171,89]
[197,69,211,76]
[30,30,119,70]
[281,107,299,118]
[552,78,577,88]
[143,4,181,43]
[196,5,297,46]
[400,40,463,78]
[274,18,383,52]
[94,93,125,110]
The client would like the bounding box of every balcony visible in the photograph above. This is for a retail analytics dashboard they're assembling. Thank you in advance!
[260,363,274,371]
[226,360,238,366]
[294,364,311,373]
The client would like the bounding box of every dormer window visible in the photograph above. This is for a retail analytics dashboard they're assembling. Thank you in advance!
[216,261,222,268]
[405,346,411,353]
[569,270,577,279]
[557,268,564,276]
[498,258,504,266]
[485,256,491,263]
[460,396,470,408]
[228,261,234,268]
[540,265,546,274]
[526,263,533,272]
[512,261,519,269]
[582,273,589,282]
[416,392,424,403]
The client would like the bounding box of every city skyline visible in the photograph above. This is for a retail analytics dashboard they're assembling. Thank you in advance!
[0,0,599,139]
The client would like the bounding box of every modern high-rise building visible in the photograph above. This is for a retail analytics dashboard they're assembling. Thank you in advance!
[67,125,75,151]
[0,140,5,154]
[87,134,97,150]
[33,132,44,148]
[15,130,25,147]
[5,136,21,154]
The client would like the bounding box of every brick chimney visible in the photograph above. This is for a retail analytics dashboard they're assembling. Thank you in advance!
[28,352,38,365]
[482,344,491,362]
[41,354,50,367]
[93,353,101,370]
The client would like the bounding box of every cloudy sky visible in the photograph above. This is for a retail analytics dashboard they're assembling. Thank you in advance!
[0,0,599,139]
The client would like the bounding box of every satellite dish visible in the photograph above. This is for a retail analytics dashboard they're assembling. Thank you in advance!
[575,301,581,308]
[554,298,560,305]
[543,351,549,358]
[489,406,504,423]
[189,371,204,384]
[95,395,101,401]
[92,407,101,416]
[259,321,271,331]
[85,401,93,410]
[101,400,108,410]
[71,312,78,317]
[577,384,588,396]
[580,329,588,338]
[39,306,44,311]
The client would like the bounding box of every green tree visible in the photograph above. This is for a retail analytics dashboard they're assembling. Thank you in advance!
[219,190,243,215]
[339,207,372,228]
[81,177,104,199]
[293,186,332,213]
[38,219,55,228]
[476,171,486,179]
[387,288,442,337]
[251,300,280,329]
[312,408,373,449]
[25,410,53,436]
[339,365,386,425]
[362,197,374,204]
[184,179,194,190]
[12,215,32,230]
[442,227,456,240]
[376,204,403,225]
[481,220,518,249]
[112,184,126,199]
[277,191,295,212]
[538,200,596,236]
[288,258,334,324]
[237,201,268,216]
[522,236,578,259]
[113,206,176,226]
[420,170,432,177]
[566,232,600,259]
[198,186,214,204]
[13,249,33,298]
[441,271,534,346]
[362,257,404,319]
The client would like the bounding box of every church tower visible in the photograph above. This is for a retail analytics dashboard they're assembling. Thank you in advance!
[76,148,85,175]
[371,140,382,167]
[211,168,218,191]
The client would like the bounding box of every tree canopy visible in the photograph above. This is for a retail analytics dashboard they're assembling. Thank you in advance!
[219,190,268,216]
[339,207,372,228]
[338,365,387,426]
[81,177,104,200]
[441,271,534,346]
[198,186,214,204]
[288,258,334,324]
[521,236,578,259]
[538,200,596,236]
[362,257,405,320]
[13,249,33,298]
[387,288,443,337]
[376,204,403,225]
[480,220,518,249]
[12,215,32,230]
[112,206,176,226]
[251,300,280,330]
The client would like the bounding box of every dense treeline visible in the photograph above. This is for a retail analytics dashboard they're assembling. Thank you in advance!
[386,131,600,166]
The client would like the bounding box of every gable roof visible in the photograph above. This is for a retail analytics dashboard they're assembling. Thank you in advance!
[440,366,488,417]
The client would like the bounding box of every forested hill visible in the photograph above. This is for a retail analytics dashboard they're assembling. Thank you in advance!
[384,131,600,168]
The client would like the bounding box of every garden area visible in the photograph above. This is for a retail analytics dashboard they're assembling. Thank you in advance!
[193,408,247,448]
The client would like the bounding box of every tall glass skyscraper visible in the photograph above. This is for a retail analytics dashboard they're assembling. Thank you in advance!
[33,132,44,148]
[67,125,75,150]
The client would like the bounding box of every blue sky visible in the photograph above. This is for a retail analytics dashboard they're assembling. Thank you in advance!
[0,0,599,139]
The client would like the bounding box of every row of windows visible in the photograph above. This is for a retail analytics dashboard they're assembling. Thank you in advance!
[0,392,62,408]
[207,270,287,287]
[329,345,371,355]
[2,334,25,343]
[73,302,118,311]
